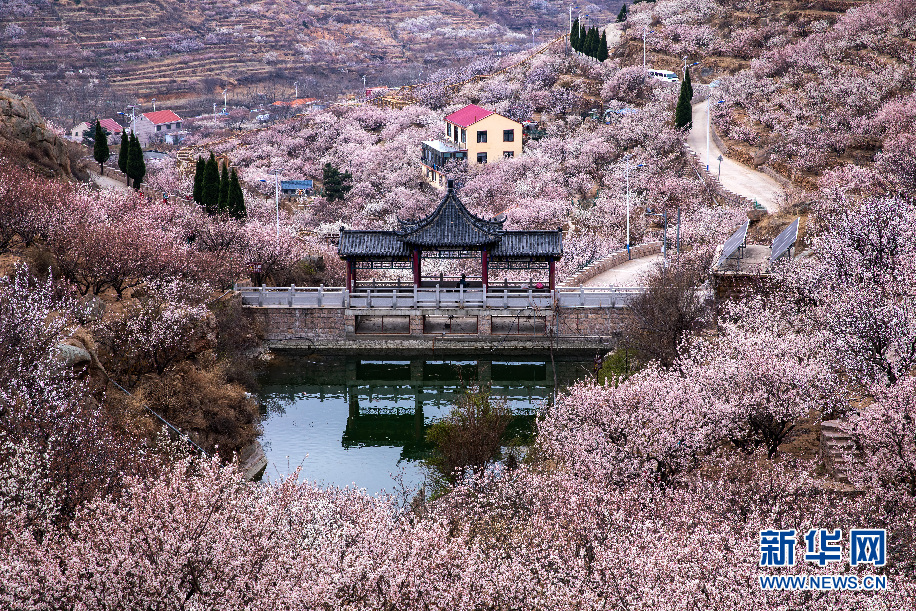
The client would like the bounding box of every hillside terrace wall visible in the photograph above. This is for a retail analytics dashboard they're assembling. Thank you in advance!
[248,304,630,353]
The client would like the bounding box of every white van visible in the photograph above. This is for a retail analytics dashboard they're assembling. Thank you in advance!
[648,69,680,84]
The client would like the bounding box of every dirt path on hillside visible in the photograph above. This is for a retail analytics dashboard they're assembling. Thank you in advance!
[583,253,662,287]
[687,102,783,213]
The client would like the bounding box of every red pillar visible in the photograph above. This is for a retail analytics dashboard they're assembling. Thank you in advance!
[481,249,489,289]
[548,259,555,291]
[412,249,421,287]
[346,259,356,292]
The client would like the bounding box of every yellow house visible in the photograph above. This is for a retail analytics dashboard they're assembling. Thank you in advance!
[421,104,523,186]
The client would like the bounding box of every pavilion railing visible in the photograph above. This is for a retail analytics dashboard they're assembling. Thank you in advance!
[237,285,646,309]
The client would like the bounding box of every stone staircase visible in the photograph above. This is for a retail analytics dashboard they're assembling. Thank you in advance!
[820,420,860,484]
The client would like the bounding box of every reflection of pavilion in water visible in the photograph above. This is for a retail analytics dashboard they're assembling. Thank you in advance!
[342,359,553,459]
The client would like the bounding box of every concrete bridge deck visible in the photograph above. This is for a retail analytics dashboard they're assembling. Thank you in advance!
[238,285,645,310]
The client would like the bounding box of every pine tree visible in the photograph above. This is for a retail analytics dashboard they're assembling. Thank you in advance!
[617,4,628,22]
[193,157,204,204]
[218,164,230,214]
[674,75,694,130]
[598,30,609,62]
[684,65,694,101]
[202,153,221,215]
[322,162,352,202]
[228,168,246,219]
[117,132,129,180]
[587,27,599,59]
[93,120,110,175]
[570,17,579,51]
[127,133,146,190]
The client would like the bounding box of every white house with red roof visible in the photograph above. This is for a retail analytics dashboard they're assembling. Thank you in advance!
[133,109,183,144]
[421,103,522,187]
[70,118,124,144]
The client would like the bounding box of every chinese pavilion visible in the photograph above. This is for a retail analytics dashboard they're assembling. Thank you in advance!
[338,180,562,291]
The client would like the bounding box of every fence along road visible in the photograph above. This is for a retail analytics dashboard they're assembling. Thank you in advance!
[239,285,645,309]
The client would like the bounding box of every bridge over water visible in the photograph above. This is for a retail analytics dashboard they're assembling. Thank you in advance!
[240,284,644,353]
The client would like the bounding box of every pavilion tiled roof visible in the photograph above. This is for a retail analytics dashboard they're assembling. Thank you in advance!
[491,231,562,258]
[337,181,562,259]
[338,231,409,258]
[444,104,494,128]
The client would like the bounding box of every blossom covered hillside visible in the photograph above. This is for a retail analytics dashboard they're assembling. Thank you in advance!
[619,0,916,192]
[2,0,916,607]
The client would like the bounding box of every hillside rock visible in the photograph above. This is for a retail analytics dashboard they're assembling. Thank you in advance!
[0,89,75,178]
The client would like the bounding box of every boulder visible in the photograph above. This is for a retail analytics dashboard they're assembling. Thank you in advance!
[0,89,74,177]
[56,343,92,368]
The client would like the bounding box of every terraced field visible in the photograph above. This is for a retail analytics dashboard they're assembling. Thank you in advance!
[1,0,622,122]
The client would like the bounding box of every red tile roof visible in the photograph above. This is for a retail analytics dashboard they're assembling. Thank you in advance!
[98,118,122,133]
[142,110,182,125]
[289,98,318,106]
[445,104,494,128]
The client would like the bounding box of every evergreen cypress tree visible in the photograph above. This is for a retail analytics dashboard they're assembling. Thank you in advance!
[127,133,146,190]
[202,154,220,215]
[193,157,204,204]
[587,27,599,59]
[93,120,110,175]
[580,24,589,54]
[598,30,609,61]
[674,75,693,129]
[218,164,230,214]
[322,162,352,202]
[684,65,694,101]
[570,17,579,51]
[617,4,628,22]
[228,168,246,219]
[117,132,129,179]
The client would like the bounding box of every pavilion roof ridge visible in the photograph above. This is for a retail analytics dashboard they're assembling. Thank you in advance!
[394,181,504,248]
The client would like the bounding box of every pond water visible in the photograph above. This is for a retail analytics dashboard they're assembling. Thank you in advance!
[254,353,592,494]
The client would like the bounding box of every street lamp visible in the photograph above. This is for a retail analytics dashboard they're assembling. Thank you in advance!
[259,169,281,239]
[683,58,699,80]
[151,98,156,112]
[717,154,724,180]
[625,154,645,257]
[646,208,668,268]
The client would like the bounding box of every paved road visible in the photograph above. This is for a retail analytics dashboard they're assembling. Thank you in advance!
[687,102,783,213]
[89,171,130,191]
[583,253,662,287]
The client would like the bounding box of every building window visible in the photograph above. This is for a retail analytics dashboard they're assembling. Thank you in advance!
[503,129,514,142]
[165,123,171,129]
[503,151,514,159]
[176,122,181,129]
[461,129,466,144]
[156,125,161,131]
[477,152,487,164]
[477,130,487,143]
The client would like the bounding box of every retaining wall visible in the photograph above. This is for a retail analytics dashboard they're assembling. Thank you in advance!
[562,242,662,287]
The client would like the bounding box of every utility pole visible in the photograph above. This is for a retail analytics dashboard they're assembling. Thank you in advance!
[706,97,711,171]
[223,89,228,113]
[643,28,647,75]
[718,154,724,180]
[676,208,681,255]
[274,170,280,240]
[294,81,299,98]
[151,98,156,112]
[625,155,631,253]
[362,75,366,92]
